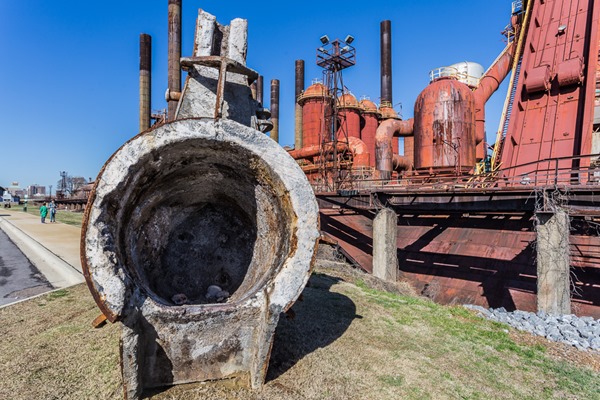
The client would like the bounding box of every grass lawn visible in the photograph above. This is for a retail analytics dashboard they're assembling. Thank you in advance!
[18,205,84,227]
[0,262,598,400]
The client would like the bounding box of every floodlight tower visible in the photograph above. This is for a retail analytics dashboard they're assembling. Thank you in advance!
[316,34,356,191]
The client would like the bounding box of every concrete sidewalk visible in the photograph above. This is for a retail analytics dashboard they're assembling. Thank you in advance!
[0,209,85,290]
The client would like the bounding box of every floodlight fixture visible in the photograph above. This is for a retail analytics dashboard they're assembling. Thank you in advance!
[320,35,330,44]
[344,35,354,44]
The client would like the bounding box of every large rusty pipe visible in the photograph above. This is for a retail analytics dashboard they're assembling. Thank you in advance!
[473,41,516,145]
[380,20,392,104]
[257,75,264,105]
[393,154,411,171]
[348,136,370,168]
[288,136,370,168]
[270,79,280,143]
[288,142,348,160]
[167,0,182,121]
[295,60,305,150]
[139,33,152,132]
[375,118,414,179]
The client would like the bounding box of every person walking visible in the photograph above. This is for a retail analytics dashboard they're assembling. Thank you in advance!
[40,202,48,223]
[49,201,57,223]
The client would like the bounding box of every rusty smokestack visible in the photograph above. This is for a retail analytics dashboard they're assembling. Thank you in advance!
[295,60,305,150]
[139,33,152,132]
[167,0,182,121]
[380,20,392,105]
[270,79,280,143]
[257,75,264,106]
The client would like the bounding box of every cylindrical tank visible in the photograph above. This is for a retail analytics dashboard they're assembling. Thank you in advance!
[298,83,332,148]
[378,105,400,155]
[336,93,361,140]
[359,99,380,167]
[435,61,484,88]
[414,77,476,171]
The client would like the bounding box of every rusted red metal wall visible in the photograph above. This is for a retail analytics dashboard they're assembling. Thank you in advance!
[500,0,600,177]
[404,136,414,167]
[320,209,600,318]
[299,83,331,148]
[336,94,361,140]
[413,78,476,171]
[360,99,380,167]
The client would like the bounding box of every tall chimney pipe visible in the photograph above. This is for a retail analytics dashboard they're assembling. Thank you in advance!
[294,60,305,150]
[380,20,392,105]
[139,33,152,132]
[257,75,264,106]
[270,79,280,143]
[167,0,182,121]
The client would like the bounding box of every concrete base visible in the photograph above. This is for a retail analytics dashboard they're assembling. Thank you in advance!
[372,208,398,282]
[536,209,571,315]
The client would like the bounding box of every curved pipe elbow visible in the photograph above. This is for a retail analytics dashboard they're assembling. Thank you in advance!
[393,155,411,171]
[347,136,370,168]
[375,118,414,178]
[473,41,516,145]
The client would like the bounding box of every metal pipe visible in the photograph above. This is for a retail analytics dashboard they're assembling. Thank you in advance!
[375,118,414,179]
[473,41,516,144]
[167,0,182,121]
[139,33,152,132]
[257,75,264,105]
[288,136,370,168]
[393,154,411,171]
[348,136,370,168]
[295,60,305,149]
[288,142,348,160]
[270,79,280,143]
[380,20,392,105]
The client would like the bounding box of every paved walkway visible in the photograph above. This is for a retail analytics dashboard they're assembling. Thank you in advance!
[0,209,85,306]
[0,228,53,306]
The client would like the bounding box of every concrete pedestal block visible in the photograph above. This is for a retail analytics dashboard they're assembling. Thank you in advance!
[536,209,571,315]
[373,208,398,282]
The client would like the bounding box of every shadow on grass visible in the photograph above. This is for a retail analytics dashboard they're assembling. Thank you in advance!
[267,273,359,382]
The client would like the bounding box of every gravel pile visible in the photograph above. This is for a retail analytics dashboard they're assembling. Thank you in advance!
[464,305,600,351]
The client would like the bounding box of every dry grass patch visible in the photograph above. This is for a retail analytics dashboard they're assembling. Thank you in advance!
[0,285,121,400]
[0,262,598,399]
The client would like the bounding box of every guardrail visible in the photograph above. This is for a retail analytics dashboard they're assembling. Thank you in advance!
[310,153,600,193]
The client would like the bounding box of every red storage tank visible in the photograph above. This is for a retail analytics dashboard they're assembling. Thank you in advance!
[336,93,361,140]
[298,83,331,148]
[359,99,380,167]
[379,105,400,155]
[413,77,476,172]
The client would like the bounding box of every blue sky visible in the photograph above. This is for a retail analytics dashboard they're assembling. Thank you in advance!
[0,1,513,190]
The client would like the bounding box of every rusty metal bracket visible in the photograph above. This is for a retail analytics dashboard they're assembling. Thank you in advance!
[181,56,258,120]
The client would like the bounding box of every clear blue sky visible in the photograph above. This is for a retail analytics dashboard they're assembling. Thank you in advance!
[0,1,513,191]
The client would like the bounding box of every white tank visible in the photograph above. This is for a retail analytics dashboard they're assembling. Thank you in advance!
[430,61,485,88]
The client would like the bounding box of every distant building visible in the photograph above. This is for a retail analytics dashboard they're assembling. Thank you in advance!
[7,182,24,199]
[27,184,46,198]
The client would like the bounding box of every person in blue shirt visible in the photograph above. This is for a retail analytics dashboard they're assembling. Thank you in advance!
[49,201,57,223]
